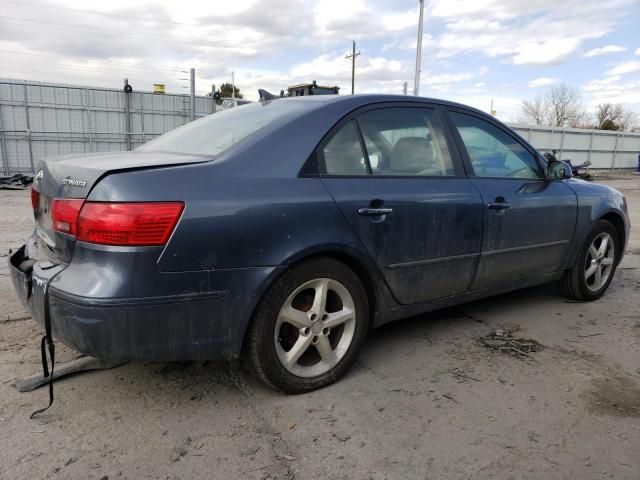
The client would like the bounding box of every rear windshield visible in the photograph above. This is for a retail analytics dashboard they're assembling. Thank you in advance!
[136,100,307,156]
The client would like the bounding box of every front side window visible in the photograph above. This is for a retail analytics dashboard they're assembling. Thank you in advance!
[357,108,455,176]
[321,121,368,175]
[450,112,543,179]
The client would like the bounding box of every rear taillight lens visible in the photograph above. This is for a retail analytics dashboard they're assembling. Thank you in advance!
[51,198,84,235]
[76,202,184,246]
[31,187,40,210]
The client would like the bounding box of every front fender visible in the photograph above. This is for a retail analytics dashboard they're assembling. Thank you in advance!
[562,179,630,268]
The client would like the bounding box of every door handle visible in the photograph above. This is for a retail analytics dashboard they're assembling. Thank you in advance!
[358,207,393,216]
[487,202,511,210]
[487,196,511,211]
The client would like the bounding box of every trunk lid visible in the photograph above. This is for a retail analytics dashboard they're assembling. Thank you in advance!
[32,151,210,261]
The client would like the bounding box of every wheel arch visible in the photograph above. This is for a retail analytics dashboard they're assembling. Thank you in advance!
[599,211,627,261]
[237,246,393,358]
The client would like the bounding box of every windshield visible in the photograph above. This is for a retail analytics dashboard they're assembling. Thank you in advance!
[136,100,308,156]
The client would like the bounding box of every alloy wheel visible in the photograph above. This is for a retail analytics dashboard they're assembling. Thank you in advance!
[274,278,356,378]
[584,232,615,292]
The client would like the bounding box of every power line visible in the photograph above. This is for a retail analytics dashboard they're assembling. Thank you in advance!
[2,62,178,81]
[0,0,259,32]
[0,50,186,74]
[0,16,262,48]
[1,59,188,78]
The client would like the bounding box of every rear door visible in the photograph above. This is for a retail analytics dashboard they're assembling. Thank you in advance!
[445,109,577,290]
[318,104,484,305]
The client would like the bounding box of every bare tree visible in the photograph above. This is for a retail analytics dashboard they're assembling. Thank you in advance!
[596,103,638,131]
[545,83,585,127]
[569,110,593,129]
[521,83,587,127]
[618,110,638,131]
[521,96,547,125]
[596,103,623,129]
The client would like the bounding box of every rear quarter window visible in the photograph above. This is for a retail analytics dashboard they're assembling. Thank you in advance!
[136,101,308,156]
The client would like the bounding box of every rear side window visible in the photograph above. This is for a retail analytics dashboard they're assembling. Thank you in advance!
[358,108,455,176]
[450,112,543,179]
[136,100,307,156]
[321,121,368,175]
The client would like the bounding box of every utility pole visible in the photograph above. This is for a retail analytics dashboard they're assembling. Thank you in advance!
[403,81,408,95]
[414,0,425,96]
[345,40,360,95]
[231,71,235,99]
[123,78,132,150]
[189,68,195,121]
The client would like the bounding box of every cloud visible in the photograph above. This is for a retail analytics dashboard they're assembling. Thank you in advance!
[512,38,580,65]
[419,66,488,94]
[440,92,524,122]
[606,61,640,76]
[582,45,627,57]
[311,0,416,39]
[424,66,488,85]
[583,76,640,108]
[290,52,408,83]
[428,0,633,66]
[1,0,638,120]
[528,77,558,88]
[199,0,307,36]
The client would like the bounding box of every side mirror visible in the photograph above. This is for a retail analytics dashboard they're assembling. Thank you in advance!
[548,159,572,180]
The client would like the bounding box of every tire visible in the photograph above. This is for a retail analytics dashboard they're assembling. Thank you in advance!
[247,257,369,393]
[560,219,620,301]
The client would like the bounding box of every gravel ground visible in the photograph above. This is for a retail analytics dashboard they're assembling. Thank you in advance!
[1,177,639,480]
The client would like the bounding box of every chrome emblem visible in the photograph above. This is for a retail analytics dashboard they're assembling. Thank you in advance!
[62,178,87,188]
[35,170,43,183]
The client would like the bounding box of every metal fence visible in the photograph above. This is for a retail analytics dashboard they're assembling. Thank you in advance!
[509,123,640,170]
[1,78,639,174]
[0,78,217,175]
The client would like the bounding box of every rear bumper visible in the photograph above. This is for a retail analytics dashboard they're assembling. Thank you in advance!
[9,241,280,361]
[47,288,230,361]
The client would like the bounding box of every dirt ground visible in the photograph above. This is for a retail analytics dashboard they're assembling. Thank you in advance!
[1,176,639,480]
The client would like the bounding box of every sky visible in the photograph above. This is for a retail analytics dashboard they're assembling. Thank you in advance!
[1,0,639,122]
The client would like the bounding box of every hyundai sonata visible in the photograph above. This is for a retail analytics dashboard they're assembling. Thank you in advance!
[9,95,630,393]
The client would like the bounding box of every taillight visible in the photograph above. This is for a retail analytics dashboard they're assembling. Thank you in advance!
[76,202,184,246]
[51,199,84,235]
[31,187,40,210]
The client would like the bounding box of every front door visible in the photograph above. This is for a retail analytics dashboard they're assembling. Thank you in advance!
[447,109,577,290]
[318,105,484,305]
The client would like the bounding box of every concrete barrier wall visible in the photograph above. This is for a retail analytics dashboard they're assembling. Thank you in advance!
[1,78,638,174]
[508,123,640,170]
[0,78,216,174]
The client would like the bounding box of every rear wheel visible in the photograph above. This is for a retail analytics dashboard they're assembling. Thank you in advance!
[560,220,619,301]
[247,257,369,393]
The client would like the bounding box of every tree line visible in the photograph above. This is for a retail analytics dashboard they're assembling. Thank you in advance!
[521,83,638,132]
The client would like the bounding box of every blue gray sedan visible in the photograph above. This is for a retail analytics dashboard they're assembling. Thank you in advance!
[9,95,631,393]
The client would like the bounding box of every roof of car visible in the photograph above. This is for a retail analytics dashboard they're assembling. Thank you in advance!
[277,93,473,108]
[279,94,488,115]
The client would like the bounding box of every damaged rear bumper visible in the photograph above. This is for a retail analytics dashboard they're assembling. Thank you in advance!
[8,240,279,361]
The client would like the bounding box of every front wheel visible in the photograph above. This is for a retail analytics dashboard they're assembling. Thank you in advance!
[247,257,369,393]
[560,220,619,301]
